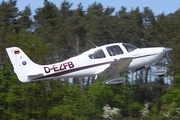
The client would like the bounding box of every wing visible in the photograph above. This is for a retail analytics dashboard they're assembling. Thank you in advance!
[99,57,133,78]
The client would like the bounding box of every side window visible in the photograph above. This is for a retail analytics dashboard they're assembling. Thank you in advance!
[106,45,123,56]
[122,43,138,52]
[89,49,106,59]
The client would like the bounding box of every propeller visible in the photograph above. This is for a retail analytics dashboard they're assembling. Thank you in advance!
[162,32,173,63]
[149,33,173,78]
[164,47,173,52]
[163,47,173,64]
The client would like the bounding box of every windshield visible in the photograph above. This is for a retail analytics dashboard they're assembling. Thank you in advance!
[122,43,138,52]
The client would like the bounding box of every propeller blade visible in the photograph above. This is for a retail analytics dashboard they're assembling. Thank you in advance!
[164,47,173,52]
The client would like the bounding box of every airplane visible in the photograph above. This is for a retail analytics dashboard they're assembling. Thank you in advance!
[6,43,172,84]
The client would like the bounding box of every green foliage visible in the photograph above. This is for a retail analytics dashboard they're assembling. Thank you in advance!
[128,101,142,117]
[159,73,180,119]
[13,30,48,64]
[149,105,161,120]
[0,63,17,119]
[48,83,93,120]
[163,74,180,104]
[88,78,142,118]
[160,102,180,120]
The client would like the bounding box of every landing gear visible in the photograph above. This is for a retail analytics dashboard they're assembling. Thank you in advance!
[149,68,167,77]
[102,77,125,85]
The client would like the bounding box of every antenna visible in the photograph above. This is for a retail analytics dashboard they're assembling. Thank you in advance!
[88,40,98,47]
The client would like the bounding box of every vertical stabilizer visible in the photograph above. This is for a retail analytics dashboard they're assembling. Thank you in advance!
[6,47,43,82]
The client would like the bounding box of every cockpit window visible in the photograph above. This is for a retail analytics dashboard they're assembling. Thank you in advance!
[106,45,123,56]
[122,43,138,52]
[88,49,106,59]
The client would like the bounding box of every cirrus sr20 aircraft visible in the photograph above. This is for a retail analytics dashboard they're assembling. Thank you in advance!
[6,43,172,84]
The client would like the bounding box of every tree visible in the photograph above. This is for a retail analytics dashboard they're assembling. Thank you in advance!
[84,2,116,46]
[48,82,94,120]
[0,0,19,66]
[34,0,61,63]
[16,5,33,32]
[88,78,142,119]
[160,73,180,119]
[115,7,144,47]
[0,63,17,119]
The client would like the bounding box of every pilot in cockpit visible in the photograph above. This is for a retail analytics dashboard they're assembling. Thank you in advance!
[110,47,117,56]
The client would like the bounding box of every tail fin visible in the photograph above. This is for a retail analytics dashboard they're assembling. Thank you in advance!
[6,47,43,82]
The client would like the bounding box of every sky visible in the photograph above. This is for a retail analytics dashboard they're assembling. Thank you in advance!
[1,0,179,15]
[10,0,180,16]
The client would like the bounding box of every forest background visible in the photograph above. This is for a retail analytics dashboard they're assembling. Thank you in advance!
[0,0,180,120]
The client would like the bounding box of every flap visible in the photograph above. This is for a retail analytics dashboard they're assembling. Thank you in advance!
[99,57,133,78]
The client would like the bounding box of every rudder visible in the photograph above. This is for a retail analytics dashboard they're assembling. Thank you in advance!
[6,47,42,82]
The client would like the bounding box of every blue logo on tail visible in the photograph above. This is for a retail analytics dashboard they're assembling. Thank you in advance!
[22,61,27,65]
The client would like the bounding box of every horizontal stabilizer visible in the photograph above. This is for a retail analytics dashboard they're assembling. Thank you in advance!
[102,77,125,85]
[27,73,44,80]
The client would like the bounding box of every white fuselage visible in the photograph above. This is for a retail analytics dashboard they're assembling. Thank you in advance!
[37,43,165,80]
